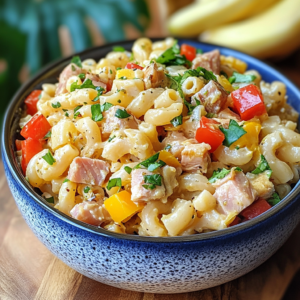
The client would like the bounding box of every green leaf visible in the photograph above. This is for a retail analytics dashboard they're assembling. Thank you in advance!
[91,104,103,122]
[142,184,156,190]
[51,102,61,108]
[108,135,116,142]
[134,153,160,170]
[209,168,230,183]
[229,72,256,84]
[164,145,172,151]
[124,166,132,174]
[44,131,51,139]
[45,196,54,204]
[267,192,281,206]
[170,115,182,127]
[220,120,247,147]
[115,108,131,119]
[206,113,216,118]
[74,105,82,113]
[92,86,105,102]
[73,111,81,119]
[78,73,85,80]
[70,79,96,92]
[71,56,82,68]
[42,150,56,165]
[113,46,126,52]
[147,160,166,172]
[144,174,162,186]
[84,186,91,193]
[220,70,228,79]
[107,178,122,191]
[101,102,113,112]
[196,49,203,54]
[119,76,127,80]
[63,179,70,183]
[251,155,272,177]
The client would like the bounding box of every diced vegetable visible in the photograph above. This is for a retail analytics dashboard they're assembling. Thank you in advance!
[125,63,143,70]
[21,138,43,174]
[195,116,225,153]
[24,90,42,116]
[220,56,247,74]
[229,216,242,227]
[240,199,271,220]
[220,119,247,147]
[20,114,51,140]
[231,84,267,120]
[158,150,181,168]
[116,69,135,80]
[180,44,197,62]
[104,191,144,223]
[217,75,234,92]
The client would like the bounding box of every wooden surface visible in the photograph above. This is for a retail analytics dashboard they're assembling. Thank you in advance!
[1,52,300,300]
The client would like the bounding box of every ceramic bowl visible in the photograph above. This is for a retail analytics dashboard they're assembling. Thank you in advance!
[2,39,300,294]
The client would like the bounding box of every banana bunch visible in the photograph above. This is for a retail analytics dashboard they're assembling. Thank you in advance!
[167,0,300,58]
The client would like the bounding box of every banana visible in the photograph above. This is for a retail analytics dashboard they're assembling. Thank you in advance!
[167,0,272,37]
[200,0,300,58]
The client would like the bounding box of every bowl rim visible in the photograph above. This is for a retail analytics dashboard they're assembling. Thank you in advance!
[3,38,300,243]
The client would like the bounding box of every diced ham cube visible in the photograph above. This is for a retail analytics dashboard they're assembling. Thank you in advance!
[213,169,256,215]
[181,143,211,173]
[144,62,169,89]
[131,169,165,202]
[192,80,228,114]
[68,157,110,186]
[192,49,221,74]
[70,202,111,226]
[217,108,241,122]
[101,105,138,139]
[56,63,85,95]
[161,132,187,159]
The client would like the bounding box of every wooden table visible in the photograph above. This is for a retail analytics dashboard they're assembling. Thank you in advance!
[1,52,300,300]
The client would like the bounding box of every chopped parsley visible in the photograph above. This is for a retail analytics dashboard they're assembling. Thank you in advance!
[107,178,122,191]
[115,108,131,119]
[206,113,216,118]
[45,196,54,204]
[142,184,156,190]
[73,111,81,119]
[65,112,69,117]
[101,102,113,112]
[220,70,228,79]
[134,153,159,170]
[91,103,103,122]
[156,40,192,67]
[251,155,272,178]
[71,56,82,68]
[78,73,85,80]
[84,186,91,193]
[42,150,56,165]
[116,67,122,70]
[143,174,162,187]
[113,46,125,52]
[208,168,230,183]
[164,144,172,151]
[119,76,127,80]
[124,166,132,174]
[147,160,166,172]
[267,192,281,206]
[108,135,116,142]
[109,69,113,74]
[70,79,97,92]
[92,86,105,102]
[43,131,51,139]
[51,102,61,108]
[229,72,256,84]
[196,48,203,54]
[63,179,70,183]
[74,105,82,113]
[235,146,240,150]
[170,115,183,127]
[220,120,247,147]
[71,65,76,71]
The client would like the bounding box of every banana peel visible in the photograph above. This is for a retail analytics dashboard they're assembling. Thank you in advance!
[167,0,277,37]
[200,0,300,58]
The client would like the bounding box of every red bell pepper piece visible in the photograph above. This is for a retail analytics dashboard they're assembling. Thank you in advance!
[180,44,196,62]
[195,116,225,152]
[125,62,143,70]
[20,114,51,140]
[15,139,22,151]
[231,84,267,120]
[24,90,42,116]
[229,216,242,227]
[240,199,271,220]
[21,138,44,174]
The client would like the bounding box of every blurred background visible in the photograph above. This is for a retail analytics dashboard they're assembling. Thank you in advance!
[1,0,300,127]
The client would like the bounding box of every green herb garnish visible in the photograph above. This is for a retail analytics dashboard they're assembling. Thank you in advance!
[42,150,56,165]
[113,46,125,52]
[134,153,159,170]
[229,72,256,84]
[164,144,172,151]
[84,186,91,193]
[267,192,281,206]
[147,160,166,172]
[101,102,113,112]
[45,196,54,204]
[107,178,122,191]
[208,168,230,183]
[251,155,272,178]
[115,108,131,119]
[124,166,132,174]
[71,56,82,68]
[91,103,103,122]
[51,102,61,108]
[196,49,203,54]
[70,79,96,92]
[142,184,156,190]
[170,115,183,127]
[44,131,51,139]
[108,135,116,142]
[63,179,70,183]
[119,76,127,80]
[220,120,247,147]
[78,73,85,80]
[143,174,162,186]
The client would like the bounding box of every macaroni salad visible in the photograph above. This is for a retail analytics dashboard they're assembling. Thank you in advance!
[16,38,300,237]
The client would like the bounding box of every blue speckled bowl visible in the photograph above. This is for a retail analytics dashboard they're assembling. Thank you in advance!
[2,39,300,294]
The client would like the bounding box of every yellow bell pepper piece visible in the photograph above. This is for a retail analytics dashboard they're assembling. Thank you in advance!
[116,69,134,80]
[217,75,234,92]
[104,191,144,224]
[220,55,247,74]
[159,150,181,168]
[231,121,261,152]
